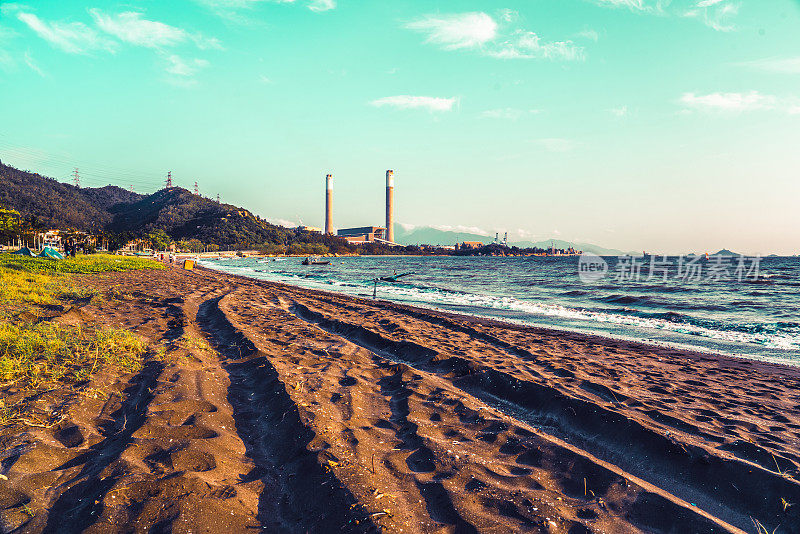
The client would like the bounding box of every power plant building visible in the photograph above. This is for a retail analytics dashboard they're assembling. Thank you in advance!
[337,226,386,244]
[323,169,399,246]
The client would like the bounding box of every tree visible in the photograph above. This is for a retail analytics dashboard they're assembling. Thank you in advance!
[147,229,171,251]
[0,208,21,244]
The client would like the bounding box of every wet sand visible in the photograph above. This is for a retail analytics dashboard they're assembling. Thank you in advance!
[1,265,799,533]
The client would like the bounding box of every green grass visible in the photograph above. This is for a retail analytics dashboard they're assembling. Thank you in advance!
[0,322,146,387]
[0,268,68,309]
[0,253,159,406]
[0,253,166,275]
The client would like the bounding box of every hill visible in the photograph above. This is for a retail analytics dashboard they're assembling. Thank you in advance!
[712,249,739,256]
[107,187,328,250]
[0,160,143,230]
[0,161,350,251]
[395,226,490,246]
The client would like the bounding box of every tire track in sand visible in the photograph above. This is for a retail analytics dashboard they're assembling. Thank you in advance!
[196,295,375,533]
[285,299,748,534]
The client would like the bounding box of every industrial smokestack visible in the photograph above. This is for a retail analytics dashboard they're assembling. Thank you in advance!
[325,174,333,235]
[385,170,394,243]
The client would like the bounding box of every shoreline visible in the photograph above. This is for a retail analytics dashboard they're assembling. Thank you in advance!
[197,261,800,369]
[2,265,798,532]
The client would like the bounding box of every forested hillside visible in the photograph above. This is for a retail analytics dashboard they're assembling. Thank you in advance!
[0,161,352,251]
[0,161,142,230]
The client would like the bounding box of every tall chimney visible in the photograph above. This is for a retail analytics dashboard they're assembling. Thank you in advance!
[325,174,333,235]
[385,170,394,243]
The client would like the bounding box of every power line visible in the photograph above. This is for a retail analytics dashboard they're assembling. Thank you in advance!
[0,142,208,196]
[0,144,164,182]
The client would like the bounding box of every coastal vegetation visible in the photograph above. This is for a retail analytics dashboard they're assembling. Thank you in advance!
[1,161,353,253]
[0,254,157,426]
[0,254,165,275]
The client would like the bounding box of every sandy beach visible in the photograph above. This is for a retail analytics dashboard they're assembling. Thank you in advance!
[1,265,798,533]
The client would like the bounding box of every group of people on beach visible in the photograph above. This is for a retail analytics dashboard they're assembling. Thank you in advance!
[63,238,79,257]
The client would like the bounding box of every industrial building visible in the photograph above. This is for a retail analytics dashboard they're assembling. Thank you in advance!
[338,226,386,244]
[323,170,399,246]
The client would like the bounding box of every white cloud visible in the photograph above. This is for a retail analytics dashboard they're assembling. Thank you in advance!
[488,31,584,61]
[370,95,457,112]
[685,1,739,32]
[89,10,223,51]
[696,0,726,7]
[405,12,497,51]
[610,105,629,116]
[681,91,800,115]
[266,217,297,227]
[429,224,490,236]
[679,91,777,112]
[90,10,185,48]
[23,50,44,76]
[195,0,335,18]
[590,0,741,32]
[17,12,115,54]
[498,9,519,23]
[406,12,583,62]
[533,138,576,152]
[738,57,800,74]
[593,0,646,9]
[0,26,16,68]
[258,74,273,83]
[164,54,209,77]
[308,0,335,12]
[480,108,526,120]
[576,29,599,42]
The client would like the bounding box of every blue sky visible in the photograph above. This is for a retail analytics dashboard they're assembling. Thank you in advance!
[1,0,799,254]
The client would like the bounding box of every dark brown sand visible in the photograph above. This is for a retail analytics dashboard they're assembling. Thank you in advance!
[1,265,798,533]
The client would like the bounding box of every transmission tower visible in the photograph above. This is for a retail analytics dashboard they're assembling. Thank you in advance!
[129,185,134,193]
[72,168,80,188]
[194,181,199,195]
[165,171,173,189]
[216,193,220,204]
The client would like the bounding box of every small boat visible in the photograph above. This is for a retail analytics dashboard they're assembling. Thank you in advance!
[302,257,330,266]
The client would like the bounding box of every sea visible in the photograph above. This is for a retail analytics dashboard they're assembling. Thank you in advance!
[199,255,800,366]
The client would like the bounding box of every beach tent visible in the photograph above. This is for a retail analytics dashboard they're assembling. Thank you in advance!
[38,246,64,260]
[10,247,33,256]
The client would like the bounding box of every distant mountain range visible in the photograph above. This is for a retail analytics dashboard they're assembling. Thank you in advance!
[395,227,489,246]
[395,226,628,255]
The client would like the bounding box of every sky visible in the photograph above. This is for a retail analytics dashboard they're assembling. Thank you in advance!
[0,0,799,255]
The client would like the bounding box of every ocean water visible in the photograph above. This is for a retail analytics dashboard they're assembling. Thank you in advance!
[199,255,800,366]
